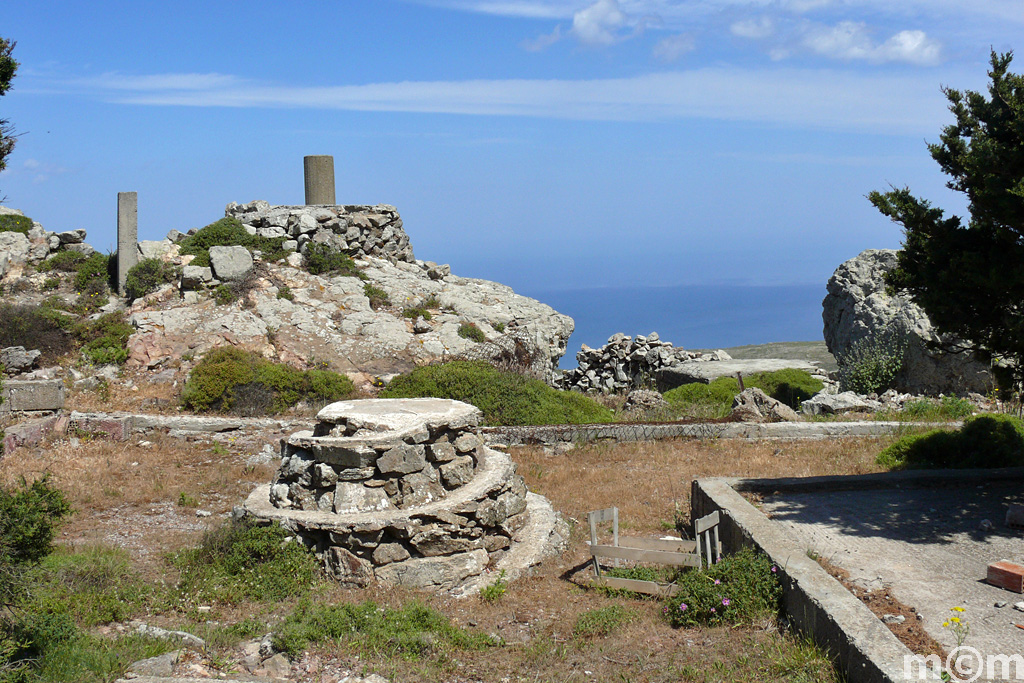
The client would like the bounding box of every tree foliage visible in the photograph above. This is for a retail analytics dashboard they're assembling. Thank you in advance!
[869,51,1024,388]
[0,37,18,194]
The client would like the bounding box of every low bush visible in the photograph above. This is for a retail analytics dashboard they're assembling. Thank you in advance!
[272,599,495,660]
[380,360,614,426]
[877,413,1024,470]
[363,283,389,310]
[72,253,114,293]
[422,294,441,309]
[0,303,73,363]
[75,312,133,365]
[276,285,294,301]
[304,242,365,279]
[177,217,288,268]
[37,251,88,273]
[123,258,180,301]
[180,347,356,414]
[897,396,975,422]
[664,369,823,417]
[458,322,485,343]
[663,547,781,627]
[0,214,32,235]
[493,322,505,333]
[173,520,322,605]
[403,306,431,321]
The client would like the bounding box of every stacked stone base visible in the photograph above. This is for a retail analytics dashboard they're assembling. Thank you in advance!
[242,398,567,593]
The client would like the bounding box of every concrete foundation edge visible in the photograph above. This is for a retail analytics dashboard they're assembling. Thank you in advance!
[691,477,913,683]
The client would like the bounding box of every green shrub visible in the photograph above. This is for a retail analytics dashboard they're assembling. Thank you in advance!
[479,570,507,602]
[663,547,781,627]
[72,253,113,292]
[363,283,389,310]
[898,396,975,421]
[37,251,88,273]
[664,369,823,417]
[492,322,505,333]
[403,306,431,321]
[173,520,322,605]
[75,312,133,365]
[180,347,355,414]
[837,325,907,394]
[422,294,441,309]
[304,242,365,279]
[272,599,495,660]
[381,360,614,426]
[1,476,72,609]
[0,214,31,235]
[877,413,1024,469]
[276,285,294,301]
[458,322,485,343]
[41,277,59,291]
[123,258,180,301]
[573,605,636,639]
[0,303,73,363]
[178,217,287,268]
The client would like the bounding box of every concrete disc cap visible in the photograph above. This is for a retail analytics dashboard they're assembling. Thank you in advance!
[316,398,480,431]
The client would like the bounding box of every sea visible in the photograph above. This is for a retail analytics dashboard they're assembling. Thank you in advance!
[521,284,828,369]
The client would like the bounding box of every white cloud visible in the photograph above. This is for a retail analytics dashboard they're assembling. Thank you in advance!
[571,0,629,45]
[522,25,564,50]
[62,67,952,134]
[802,21,941,65]
[77,72,241,91]
[731,16,774,39]
[652,34,695,62]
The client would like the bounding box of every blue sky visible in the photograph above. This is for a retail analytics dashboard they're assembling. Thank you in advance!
[0,1,1019,293]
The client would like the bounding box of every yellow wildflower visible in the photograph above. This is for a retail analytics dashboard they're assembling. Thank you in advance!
[951,606,965,613]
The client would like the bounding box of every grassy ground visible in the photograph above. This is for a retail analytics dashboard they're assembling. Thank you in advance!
[700,341,837,373]
[1,424,893,682]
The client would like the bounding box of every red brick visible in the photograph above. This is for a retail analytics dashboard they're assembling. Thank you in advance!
[988,560,1024,593]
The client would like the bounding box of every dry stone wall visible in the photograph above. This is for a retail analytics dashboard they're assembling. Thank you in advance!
[561,332,729,394]
[224,200,414,263]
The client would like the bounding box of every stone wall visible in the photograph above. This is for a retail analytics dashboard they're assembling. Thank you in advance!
[561,332,728,394]
[224,200,414,264]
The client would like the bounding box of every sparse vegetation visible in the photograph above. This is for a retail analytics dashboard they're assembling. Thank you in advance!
[180,347,356,415]
[877,413,1024,470]
[304,242,365,279]
[213,284,235,305]
[37,250,88,273]
[493,322,505,333]
[403,306,431,321]
[123,258,180,301]
[276,285,294,301]
[381,360,614,425]
[479,570,508,602]
[363,283,389,310]
[75,312,133,366]
[177,217,288,268]
[458,321,486,343]
[883,395,974,422]
[663,547,781,627]
[573,605,636,639]
[0,303,73,363]
[837,324,907,394]
[664,368,823,418]
[72,253,113,293]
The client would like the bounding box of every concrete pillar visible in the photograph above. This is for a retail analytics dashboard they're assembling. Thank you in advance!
[117,192,138,296]
[304,155,336,205]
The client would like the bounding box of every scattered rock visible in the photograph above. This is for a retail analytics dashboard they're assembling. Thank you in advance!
[126,650,181,677]
[801,391,882,416]
[208,244,254,281]
[730,388,800,423]
[882,614,905,625]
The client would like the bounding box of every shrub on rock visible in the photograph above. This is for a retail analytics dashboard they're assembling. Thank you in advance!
[0,214,31,235]
[75,312,133,365]
[304,242,365,279]
[380,360,613,426]
[664,369,822,418]
[181,347,356,415]
[0,303,72,363]
[178,217,287,268]
[123,258,180,301]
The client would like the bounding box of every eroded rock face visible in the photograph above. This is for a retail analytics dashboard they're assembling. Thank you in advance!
[822,249,992,395]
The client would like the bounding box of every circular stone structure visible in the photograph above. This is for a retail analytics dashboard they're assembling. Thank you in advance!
[242,398,568,595]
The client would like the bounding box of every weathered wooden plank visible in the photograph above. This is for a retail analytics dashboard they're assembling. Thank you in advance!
[618,536,697,553]
[694,510,720,534]
[591,544,701,567]
[591,576,680,597]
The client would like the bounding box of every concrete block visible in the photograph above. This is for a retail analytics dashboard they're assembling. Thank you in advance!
[2,379,65,412]
[68,412,132,441]
[117,192,138,296]
[1007,504,1024,529]
[2,415,60,454]
[303,155,336,205]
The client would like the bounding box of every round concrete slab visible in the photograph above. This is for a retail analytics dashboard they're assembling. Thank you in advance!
[316,398,480,432]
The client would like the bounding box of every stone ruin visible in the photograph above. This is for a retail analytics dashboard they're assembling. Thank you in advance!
[560,332,731,394]
[242,398,568,595]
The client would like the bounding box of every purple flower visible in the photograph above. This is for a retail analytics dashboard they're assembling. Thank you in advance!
[714,579,721,585]
[722,598,731,606]
[711,608,717,613]
[771,566,778,573]
[679,603,688,612]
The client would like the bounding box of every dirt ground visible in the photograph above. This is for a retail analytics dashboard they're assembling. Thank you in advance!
[0,426,891,682]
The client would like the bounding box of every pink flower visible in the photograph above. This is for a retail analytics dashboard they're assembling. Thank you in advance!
[679,603,688,612]
[771,566,778,573]
[711,608,716,613]
[722,598,731,606]
[714,579,721,585]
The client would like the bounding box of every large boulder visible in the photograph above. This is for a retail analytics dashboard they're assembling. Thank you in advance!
[823,249,992,395]
[208,245,254,282]
[655,358,818,392]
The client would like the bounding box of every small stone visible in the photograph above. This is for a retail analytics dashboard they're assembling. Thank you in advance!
[453,433,482,453]
[427,442,457,463]
[1013,602,1024,612]
[254,652,291,680]
[195,510,212,518]
[376,443,427,475]
[372,542,411,566]
[882,614,905,625]
[995,601,1008,608]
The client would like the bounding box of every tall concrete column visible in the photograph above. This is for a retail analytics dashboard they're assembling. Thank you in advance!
[304,155,336,205]
[117,192,138,296]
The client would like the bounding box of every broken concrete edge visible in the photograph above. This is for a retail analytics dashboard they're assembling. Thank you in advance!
[691,477,913,683]
[723,467,1024,495]
[481,420,952,446]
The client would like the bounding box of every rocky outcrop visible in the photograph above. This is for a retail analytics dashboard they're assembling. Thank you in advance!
[655,358,822,392]
[225,200,414,264]
[242,399,568,594]
[730,388,800,422]
[823,249,992,395]
[561,332,729,394]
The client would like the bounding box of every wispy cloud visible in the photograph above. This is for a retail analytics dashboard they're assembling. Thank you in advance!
[53,67,957,134]
[571,0,630,45]
[731,17,774,39]
[802,21,942,65]
[652,33,695,62]
[522,25,563,51]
